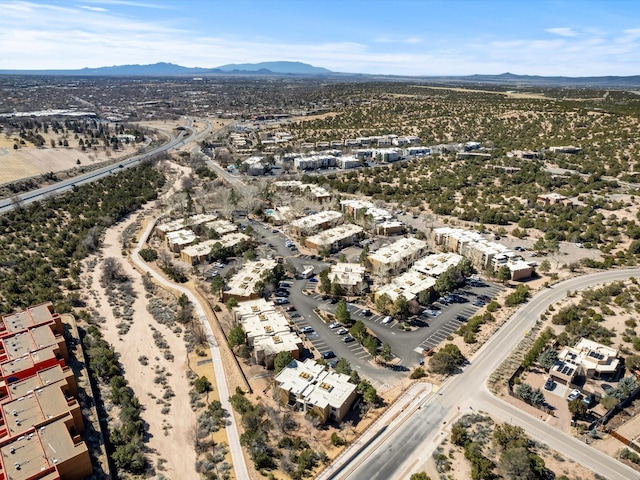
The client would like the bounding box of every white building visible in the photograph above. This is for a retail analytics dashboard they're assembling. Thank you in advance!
[166,229,197,252]
[290,210,343,237]
[305,224,364,254]
[180,232,250,265]
[225,259,278,300]
[155,213,218,239]
[328,263,368,296]
[367,237,429,280]
[274,359,358,422]
[205,219,238,236]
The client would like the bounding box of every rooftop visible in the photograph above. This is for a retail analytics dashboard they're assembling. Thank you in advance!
[368,237,428,266]
[328,263,366,287]
[376,270,436,302]
[290,211,342,230]
[412,253,464,277]
[165,229,197,246]
[226,259,278,298]
[233,299,275,320]
[204,219,238,236]
[156,213,218,234]
[181,233,250,257]
[1,304,57,336]
[306,224,363,248]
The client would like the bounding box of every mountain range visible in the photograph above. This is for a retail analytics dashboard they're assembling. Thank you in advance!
[1,62,639,87]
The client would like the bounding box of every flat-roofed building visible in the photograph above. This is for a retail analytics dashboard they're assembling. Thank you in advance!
[432,227,533,280]
[340,200,393,224]
[180,232,250,265]
[204,219,238,236]
[375,221,404,236]
[375,270,436,303]
[305,224,363,254]
[302,185,332,203]
[224,259,278,301]
[537,192,572,206]
[367,237,429,280]
[243,155,266,176]
[275,359,357,423]
[166,229,197,252]
[235,301,301,368]
[337,156,360,169]
[412,253,464,277]
[155,214,217,239]
[290,211,343,237]
[0,364,76,403]
[328,263,368,296]
[373,148,401,162]
[555,339,620,383]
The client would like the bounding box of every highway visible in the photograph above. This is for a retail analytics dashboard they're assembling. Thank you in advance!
[326,269,640,480]
[0,116,214,214]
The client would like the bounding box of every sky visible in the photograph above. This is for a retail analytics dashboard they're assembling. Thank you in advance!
[1,0,639,76]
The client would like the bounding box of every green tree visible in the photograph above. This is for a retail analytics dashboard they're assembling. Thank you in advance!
[226,297,239,311]
[375,293,392,314]
[335,299,351,324]
[210,275,226,300]
[429,343,464,375]
[334,358,352,375]
[319,269,332,294]
[392,295,410,320]
[497,265,511,284]
[363,334,379,356]
[410,473,431,480]
[537,348,558,370]
[568,398,588,419]
[539,259,551,273]
[379,343,393,362]
[194,375,212,394]
[626,355,640,374]
[349,321,367,341]
[228,326,247,349]
[274,351,294,373]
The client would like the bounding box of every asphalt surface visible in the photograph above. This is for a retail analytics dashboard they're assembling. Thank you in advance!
[331,268,640,480]
[0,117,214,214]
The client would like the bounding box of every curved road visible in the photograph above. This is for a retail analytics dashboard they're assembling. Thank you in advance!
[0,116,214,214]
[132,219,250,479]
[328,269,640,480]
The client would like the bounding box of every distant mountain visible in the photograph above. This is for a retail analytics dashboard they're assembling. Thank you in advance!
[416,72,640,87]
[0,61,331,76]
[215,61,332,75]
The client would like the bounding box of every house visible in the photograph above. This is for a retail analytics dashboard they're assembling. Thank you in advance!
[537,193,572,207]
[275,359,357,423]
[551,338,620,386]
[548,146,582,154]
[328,263,368,296]
[304,224,363,254]
[367,237,429,280]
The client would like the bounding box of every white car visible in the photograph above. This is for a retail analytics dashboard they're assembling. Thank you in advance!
[382,316,393,324]
[567,389,582,401]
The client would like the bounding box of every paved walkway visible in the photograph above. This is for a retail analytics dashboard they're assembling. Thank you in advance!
[131,219,250,480]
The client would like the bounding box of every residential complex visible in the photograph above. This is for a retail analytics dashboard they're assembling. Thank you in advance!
[155,213,218,239]
[224,259,278,300]
[367,237,429,280]
[180,232,250,265]
[233,299,302,369]
[328,263,368,296]
[274,359,357,423]
[304,224,363,254]
[0,303,92,480]
[290,211,343,237]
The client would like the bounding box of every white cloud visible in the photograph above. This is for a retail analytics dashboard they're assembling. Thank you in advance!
[79,5,108,12]
[546,27,577,37]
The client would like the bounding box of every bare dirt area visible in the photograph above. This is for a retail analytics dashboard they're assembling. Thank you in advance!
[83,217,199,479]
[0,136,139,184]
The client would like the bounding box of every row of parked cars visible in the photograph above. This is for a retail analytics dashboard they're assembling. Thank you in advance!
[544,378,596,407]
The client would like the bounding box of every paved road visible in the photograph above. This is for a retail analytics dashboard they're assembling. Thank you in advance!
[132,218,250,480]
[0,116,210,214]
[329,268,640,480]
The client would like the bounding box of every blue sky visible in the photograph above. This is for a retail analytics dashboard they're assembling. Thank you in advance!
[1,0,639,76]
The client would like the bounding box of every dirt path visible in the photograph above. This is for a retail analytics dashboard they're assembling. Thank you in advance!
[81,162,200,478]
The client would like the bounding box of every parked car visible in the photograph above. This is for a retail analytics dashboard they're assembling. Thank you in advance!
[321,351,335,359]
[361,308,371,316]
[473,299,485,307]
[544,378,555,391]
[336,328,348,335]
[329,322,341,329]
[382,316,393,324]
[328,359,339,368]
[329,297,339,304]
[456,315,468,322]
[285,306,296,312]
[289,312,300,318]
[567,389,582,401]
[583,393,596,407]
[301,326,314,334]
[343,336,355,343]
[274,298,289,305]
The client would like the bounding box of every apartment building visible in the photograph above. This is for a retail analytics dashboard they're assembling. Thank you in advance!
[204,219,238,236]
[375,270,436,303]
[290,211,343,237]
[234,299,302,369]
[180,232,250,265]
[367,237,429,280]
[340,199,393,224]
[275,359,357,423]
[166,229,197,252]
[305,224,363,254]
[155,213,218,239]
[224,259,278,301]
[0,304,92,480]
[375,221,405,236]
[328,263,368,296]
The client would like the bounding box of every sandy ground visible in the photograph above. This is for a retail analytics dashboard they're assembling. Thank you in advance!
[0,136,139,184]
[80,162,201,478]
